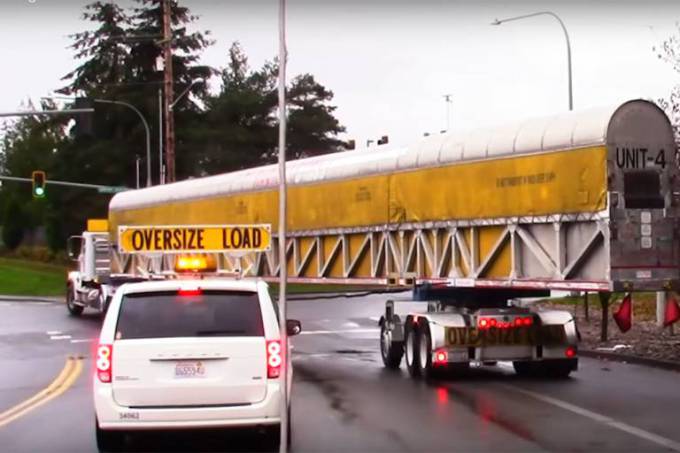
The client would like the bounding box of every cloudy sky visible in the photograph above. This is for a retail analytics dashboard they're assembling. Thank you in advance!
[1,0,679,148]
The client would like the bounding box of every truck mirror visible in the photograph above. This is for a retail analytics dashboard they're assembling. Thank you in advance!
[67,235,83,261]
[286,319,302,336]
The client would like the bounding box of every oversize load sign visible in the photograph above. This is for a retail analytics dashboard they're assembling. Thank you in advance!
[118,225,271,254]
[445,325,566,347]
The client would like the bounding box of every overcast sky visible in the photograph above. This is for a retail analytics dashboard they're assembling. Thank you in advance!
[1,0,680,148]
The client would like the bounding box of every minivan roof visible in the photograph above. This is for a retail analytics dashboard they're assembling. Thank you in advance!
[117,278,263,295]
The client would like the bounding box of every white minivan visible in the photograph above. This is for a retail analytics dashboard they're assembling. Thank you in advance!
[93,278,300,452]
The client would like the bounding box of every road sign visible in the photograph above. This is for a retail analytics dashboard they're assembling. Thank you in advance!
[97,186,128,194]
[118,224,272,254]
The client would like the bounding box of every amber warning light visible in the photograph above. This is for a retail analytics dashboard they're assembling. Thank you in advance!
[118,224,271,254]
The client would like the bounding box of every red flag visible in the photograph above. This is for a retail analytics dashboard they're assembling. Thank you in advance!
[664,296,680,327]
[613,294,632,333]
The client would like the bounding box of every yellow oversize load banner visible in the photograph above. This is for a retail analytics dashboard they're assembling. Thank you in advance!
[118,224,271,254]
[445,325,566,347]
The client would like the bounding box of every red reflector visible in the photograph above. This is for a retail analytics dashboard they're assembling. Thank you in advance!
[488,318,497,328]
[514,318,523,327]
[267,340,282,378]
[178,288,202,297]
[565,346,577,358]
[96,344,113,383]
[434,349,448,364]
[523,317,533,326]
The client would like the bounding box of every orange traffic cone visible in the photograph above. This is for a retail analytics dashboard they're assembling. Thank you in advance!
[613,293,632,333]
[664,295,680,327]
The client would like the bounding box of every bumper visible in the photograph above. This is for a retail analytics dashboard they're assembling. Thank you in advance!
[95,383,282,430]
[440,344,578,363]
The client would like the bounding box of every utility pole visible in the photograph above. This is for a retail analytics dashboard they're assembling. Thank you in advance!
[162,0,176,182]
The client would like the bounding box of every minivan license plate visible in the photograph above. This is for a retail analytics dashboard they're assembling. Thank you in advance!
[174,361,206,378]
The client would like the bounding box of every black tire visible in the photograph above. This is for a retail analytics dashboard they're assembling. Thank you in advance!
[287,403,292,447]
[265,424,281,451]
[404,319,421,378]
[66,285,84,317]
[380,321,404,369]
[513,361,537,377]
[95,419,124,452]
[543,360,574,379]
[417,322,437,380]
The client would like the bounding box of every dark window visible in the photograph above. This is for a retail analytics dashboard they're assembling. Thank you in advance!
[624,170,664,209]
[116,291,264,340]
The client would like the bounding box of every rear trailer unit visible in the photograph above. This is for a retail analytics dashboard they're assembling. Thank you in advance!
[379,293,578,380]
[105,100,679,379]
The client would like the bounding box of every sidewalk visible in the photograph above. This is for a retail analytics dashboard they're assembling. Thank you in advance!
[0,295,62,303]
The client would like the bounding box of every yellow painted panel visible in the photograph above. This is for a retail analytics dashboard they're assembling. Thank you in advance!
[390,146,607,223]
[477,226,510,278]
[87,219,109,232]
[110,147,607,236]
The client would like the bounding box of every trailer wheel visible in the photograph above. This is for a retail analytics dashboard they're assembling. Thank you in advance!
[543,360,574,379]
[417,323,438,380]
[512,361,536,377]
[404,319,421,378]
[380,321,404,369]
[66,285,84,317]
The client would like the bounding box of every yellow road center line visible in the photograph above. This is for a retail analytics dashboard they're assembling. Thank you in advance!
[0,357,83,428]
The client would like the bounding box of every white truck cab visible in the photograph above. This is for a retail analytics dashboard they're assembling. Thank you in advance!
[94,278,300,452]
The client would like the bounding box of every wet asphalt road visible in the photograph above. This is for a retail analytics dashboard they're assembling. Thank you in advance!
[0,293,679,452]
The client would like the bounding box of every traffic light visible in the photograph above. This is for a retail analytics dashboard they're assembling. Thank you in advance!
[32,170,46,198]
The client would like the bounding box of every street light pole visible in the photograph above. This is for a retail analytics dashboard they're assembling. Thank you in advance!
[94,99,152,187]
[277,0,289,451]
[491,11,573,111]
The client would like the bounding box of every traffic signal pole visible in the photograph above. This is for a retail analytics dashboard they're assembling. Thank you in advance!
[0,175,129,193]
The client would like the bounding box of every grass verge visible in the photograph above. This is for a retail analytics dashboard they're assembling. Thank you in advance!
[0,257,67,297]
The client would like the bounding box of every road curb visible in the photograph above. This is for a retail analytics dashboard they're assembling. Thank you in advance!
[580,349,680,372]
[0,295,62,303]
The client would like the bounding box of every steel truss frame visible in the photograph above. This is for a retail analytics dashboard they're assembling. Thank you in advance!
[111,212,611,291]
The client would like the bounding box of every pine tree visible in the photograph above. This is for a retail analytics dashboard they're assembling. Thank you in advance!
[287,74,346,159]
[128,0,215,178]
[59,1,131,96]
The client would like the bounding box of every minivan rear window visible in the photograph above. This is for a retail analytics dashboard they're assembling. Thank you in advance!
[116,290,264,340]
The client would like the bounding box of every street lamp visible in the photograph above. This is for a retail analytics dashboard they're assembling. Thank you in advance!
[491,11,573,111]
[43,96,153,187]
[93,99,152,187]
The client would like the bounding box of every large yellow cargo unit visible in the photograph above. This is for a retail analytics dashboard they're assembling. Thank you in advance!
[109,100,680,292]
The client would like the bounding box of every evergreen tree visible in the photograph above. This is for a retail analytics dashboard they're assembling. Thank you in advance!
[287,74,346,159]
[59,1,131,96]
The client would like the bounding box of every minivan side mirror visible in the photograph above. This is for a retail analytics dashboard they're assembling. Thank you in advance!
[286,319,302,336]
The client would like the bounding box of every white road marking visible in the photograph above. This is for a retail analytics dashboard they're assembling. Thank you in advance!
[70,338,94,343]
[47,331,61,335]
[50,335,72,340]
[341,321,360,328]
[369,316,380,322]
[501,384,680,452]
[300,328,379,335]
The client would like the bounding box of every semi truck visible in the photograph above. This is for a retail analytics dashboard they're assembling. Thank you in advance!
[77,99,679,379]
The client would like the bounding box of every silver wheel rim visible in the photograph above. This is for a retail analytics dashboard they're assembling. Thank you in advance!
[406,330,414,366]
[419,330,429,371]
[381,327,391,358]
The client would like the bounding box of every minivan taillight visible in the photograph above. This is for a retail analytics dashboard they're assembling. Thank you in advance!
[266,340,282,379]
[96,344,113,383]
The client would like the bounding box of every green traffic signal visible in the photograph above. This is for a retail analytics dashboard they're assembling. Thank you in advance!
[32,170,46,198]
